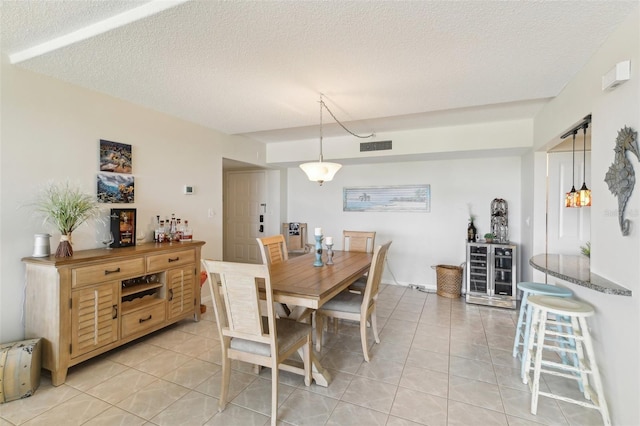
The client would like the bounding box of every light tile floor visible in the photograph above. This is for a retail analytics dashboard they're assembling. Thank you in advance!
[0,285,606,425]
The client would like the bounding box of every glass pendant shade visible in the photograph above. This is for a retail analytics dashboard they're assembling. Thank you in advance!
[565,186,579,208]
[579,184,591,207]
[299,161,342,185]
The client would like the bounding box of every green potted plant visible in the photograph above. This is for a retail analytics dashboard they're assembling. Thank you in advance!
[484,232,496,243]
[32,181,102,257]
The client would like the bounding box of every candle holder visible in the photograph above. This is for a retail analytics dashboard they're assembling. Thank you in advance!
[314,235,324,267]
[325,243,334,265]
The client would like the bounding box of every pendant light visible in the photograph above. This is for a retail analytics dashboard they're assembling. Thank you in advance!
[299,95,342,185]
[299,95,374,185]
[578,122,591,207]
[565,130,580,208]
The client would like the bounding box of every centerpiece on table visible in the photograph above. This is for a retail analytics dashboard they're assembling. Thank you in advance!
[31,181,102,257]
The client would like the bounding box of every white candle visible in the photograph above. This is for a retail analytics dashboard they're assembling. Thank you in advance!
[314,227,322,236]
[325,237,333,245]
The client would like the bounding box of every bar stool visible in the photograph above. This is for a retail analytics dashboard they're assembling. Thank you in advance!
[524,295,611,426]
[512,282,573,380]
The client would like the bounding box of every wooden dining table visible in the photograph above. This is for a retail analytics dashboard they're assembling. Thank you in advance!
[267,250,373,386]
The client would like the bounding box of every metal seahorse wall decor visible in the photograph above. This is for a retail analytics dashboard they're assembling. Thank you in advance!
[604,126,639,235]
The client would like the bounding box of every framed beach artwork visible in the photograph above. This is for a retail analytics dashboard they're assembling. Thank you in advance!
[97,173,135,203]
[100,139,132,174]
[343,184,431,212]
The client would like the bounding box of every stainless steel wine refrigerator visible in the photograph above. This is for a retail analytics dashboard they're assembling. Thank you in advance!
[466,242,517,309]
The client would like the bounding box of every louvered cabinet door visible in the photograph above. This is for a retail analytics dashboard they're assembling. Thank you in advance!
[70,282,119,358]
[166,267,195,320]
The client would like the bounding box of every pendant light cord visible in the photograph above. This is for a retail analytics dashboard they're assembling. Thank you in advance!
[582,123,588,180]
[319,97,324,161]
[571,131,576,189]
[319,95,375,139]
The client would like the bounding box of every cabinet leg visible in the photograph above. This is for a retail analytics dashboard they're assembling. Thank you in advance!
[50,368,68,387]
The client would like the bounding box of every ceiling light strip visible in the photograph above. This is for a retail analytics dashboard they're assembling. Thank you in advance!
[9,0,190,64]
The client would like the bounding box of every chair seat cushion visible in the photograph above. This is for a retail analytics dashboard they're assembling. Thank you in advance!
[349,276,367,290]
[319,291,364,314]
[230,318,310,357]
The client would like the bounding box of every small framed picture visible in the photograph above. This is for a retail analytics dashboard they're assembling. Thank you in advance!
[97,173,135,203]
[100,139,132,174]
[110,208,136,248]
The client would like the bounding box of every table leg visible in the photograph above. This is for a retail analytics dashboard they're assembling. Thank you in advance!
[280,348,332,387]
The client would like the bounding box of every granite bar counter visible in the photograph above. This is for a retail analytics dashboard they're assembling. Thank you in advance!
[530,254,632,296]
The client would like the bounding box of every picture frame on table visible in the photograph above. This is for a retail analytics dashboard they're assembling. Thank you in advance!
[110,208,136,248]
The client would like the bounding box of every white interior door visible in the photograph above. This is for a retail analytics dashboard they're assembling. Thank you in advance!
[224,170,265,263]
[547,151,591,254]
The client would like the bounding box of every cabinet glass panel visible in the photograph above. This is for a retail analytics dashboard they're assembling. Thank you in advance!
[493,246,513,296]
[468,245,489,293]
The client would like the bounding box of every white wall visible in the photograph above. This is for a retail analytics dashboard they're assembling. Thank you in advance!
[269,119,533,165]
[0,60,266,342]
[287,157,522,289]
[519,150,535,282]
[532,9,639,425]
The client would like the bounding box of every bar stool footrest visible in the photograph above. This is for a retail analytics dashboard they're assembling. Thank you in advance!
[538,389,600,409]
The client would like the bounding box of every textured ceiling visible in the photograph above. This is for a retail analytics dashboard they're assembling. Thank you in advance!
[2,1,638,143]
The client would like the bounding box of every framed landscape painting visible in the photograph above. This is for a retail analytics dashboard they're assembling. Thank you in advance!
[343,184,430,212]
[100,139,132,174]
[97,173,135,203]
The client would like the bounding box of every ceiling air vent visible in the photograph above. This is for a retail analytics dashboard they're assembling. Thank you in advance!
[360,140,392,152]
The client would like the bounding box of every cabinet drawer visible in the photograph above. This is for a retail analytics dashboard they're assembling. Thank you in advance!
[146,249,195,272]
[72,258,145,288]
[121,301,166,338]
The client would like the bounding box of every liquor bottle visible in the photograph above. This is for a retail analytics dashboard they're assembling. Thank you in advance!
[467,220,477,242]
[158,220,166,243]
[181,220,193,241]
[154,215,160,242]
[169,214,177,241]
[176,218,183,241]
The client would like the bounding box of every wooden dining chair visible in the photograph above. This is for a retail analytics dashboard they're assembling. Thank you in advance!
[201,259,312,426]
[343,230,376,293]
[343,230,376,253]
[282,223,312,257]
[315,241,392,361]
[257,234,288,265]
[257,235,294,317]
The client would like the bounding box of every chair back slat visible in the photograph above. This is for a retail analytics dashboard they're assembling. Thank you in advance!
[201,259,227,339]
[202,260,276,344]
[343,230,376,253]
[221,272,264,336]
[257,235,289,265]
[362,241,392,308]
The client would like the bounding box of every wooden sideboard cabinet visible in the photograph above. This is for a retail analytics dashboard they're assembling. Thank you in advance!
[22,241,205,386]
